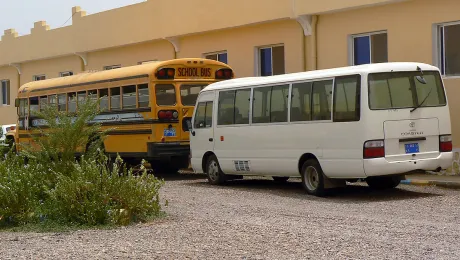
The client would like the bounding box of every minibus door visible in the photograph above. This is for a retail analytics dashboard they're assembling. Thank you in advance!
[190,92,215,171]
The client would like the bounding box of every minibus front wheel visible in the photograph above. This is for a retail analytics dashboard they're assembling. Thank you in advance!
[206,155,227,185]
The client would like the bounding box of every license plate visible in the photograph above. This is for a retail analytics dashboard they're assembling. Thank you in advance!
[163,128,176,137]
[405,143,419,154]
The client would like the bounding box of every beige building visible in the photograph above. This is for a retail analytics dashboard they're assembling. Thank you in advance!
[1,0,460,148]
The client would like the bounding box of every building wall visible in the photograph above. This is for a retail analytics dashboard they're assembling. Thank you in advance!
[0,66,19,124]
[178,20,304,77]
[316,0,460,147]
[21,55,82,85]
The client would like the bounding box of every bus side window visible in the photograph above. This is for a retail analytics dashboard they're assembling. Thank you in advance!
[312,80,333,121]
[29,97,39,116]
[333,75,361,122]
[49,95,57,109]
[68,93,77,113]
[291,82,312,122]
[122,85,136,110]
[99,89,109,112]
[77,91,87,109]
[39,96,48,112]
[57,94,67,112]
[138,84,149,108]
[110,87,121,110]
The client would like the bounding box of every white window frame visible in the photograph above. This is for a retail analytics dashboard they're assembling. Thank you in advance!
[59,71,73,77]
[203,51,228,63]
[434,21,460,78]
[1,80,10,106]
[138,60,159,65]
[255,44,285,76]
[348,30,387,66]
[104,65,121,70]
[33,75,46,81]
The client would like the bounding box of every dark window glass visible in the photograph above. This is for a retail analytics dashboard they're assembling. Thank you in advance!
[155,84,176,106]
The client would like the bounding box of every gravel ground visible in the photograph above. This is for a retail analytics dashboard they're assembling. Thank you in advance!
[1,173,460,259]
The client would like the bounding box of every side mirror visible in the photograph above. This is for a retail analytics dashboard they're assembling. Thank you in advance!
[14,98,20,108]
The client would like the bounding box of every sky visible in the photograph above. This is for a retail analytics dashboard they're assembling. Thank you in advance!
[0,0,146,36]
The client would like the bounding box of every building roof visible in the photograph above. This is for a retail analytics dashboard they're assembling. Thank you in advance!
[203,62,440,91]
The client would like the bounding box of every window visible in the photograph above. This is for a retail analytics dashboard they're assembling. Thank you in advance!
[122,85,137,109]
[77,91,86,107]
[29,97,39,115]
[39,96,48,112]
[99,89,109,111]
[312,80,333,121]
[252,84,289,123]
[291,82,312,122]
[181,84,207,106]
[368,71,446,110]
[68,93,77,113]
[352,32,387,65]
[205,52,228,64]
[333,75,361,122]
[217,91,235,125]
[216,89,250,125]
[194,102,213,129]
[258,45,285,76]
[57,94,66,112]
[110,87,121,110]
[60,71,73,77]
[19,99,28,117]
[1,80,10,105]
[155,84,176,106]
[438,23,460,76]
[138,60,158,65]
[138,84,149,108]
[88,90,98,106]
[104,65,121,70]
[49,95,57,108]
[33,75,46,81]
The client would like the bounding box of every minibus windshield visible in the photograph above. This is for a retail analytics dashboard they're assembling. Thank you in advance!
[368,71,446,110]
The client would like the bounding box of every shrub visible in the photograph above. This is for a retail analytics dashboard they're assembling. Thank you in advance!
[0,98,164,228]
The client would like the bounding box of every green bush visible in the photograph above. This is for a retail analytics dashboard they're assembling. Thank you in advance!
[0,98,164,229]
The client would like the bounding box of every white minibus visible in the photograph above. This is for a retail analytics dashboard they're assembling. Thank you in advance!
[189,62,453,196]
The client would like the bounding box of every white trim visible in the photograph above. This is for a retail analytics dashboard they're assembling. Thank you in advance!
[349,30,387,66]
[203,50,228,63]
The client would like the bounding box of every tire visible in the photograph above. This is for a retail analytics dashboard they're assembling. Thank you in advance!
[300,159,326,197]
[272,177,289,183]
[206,155,226,185]
[366,176,401,190]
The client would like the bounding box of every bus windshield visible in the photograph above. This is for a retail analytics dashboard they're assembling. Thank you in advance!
[180,84,207,106]
[368,71,447,110]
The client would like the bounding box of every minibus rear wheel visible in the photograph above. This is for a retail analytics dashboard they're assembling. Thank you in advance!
[206,155,227,185]
[301,159,326,197]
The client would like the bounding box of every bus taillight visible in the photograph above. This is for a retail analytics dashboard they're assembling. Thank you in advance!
[440,135,452,152]
[363,140,385,159]
[215,69,233,80]
[158,110,179,120]
[156,68,175,80]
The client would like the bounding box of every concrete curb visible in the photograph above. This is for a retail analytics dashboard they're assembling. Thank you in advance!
[401,179,460,189]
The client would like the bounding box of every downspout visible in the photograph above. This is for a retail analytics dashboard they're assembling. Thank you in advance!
[311,15,318,70]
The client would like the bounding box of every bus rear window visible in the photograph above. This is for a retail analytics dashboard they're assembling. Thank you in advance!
[155,84,176,106]
[368,71,446,110]
[180,84,206,106]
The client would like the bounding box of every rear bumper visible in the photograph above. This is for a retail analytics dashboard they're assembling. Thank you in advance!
[147,142,190,158]
[364,152,453,177]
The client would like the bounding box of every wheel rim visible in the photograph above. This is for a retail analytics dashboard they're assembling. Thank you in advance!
[208,160,219,181]
[304,166,319,191]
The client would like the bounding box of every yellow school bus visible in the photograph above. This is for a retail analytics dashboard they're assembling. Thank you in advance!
[11,58,234,172]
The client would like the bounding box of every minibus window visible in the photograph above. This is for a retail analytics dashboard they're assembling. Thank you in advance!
[181,85,206,106]
[368,71,446,110]
[312,80,333,121]
[291,82,312,122]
